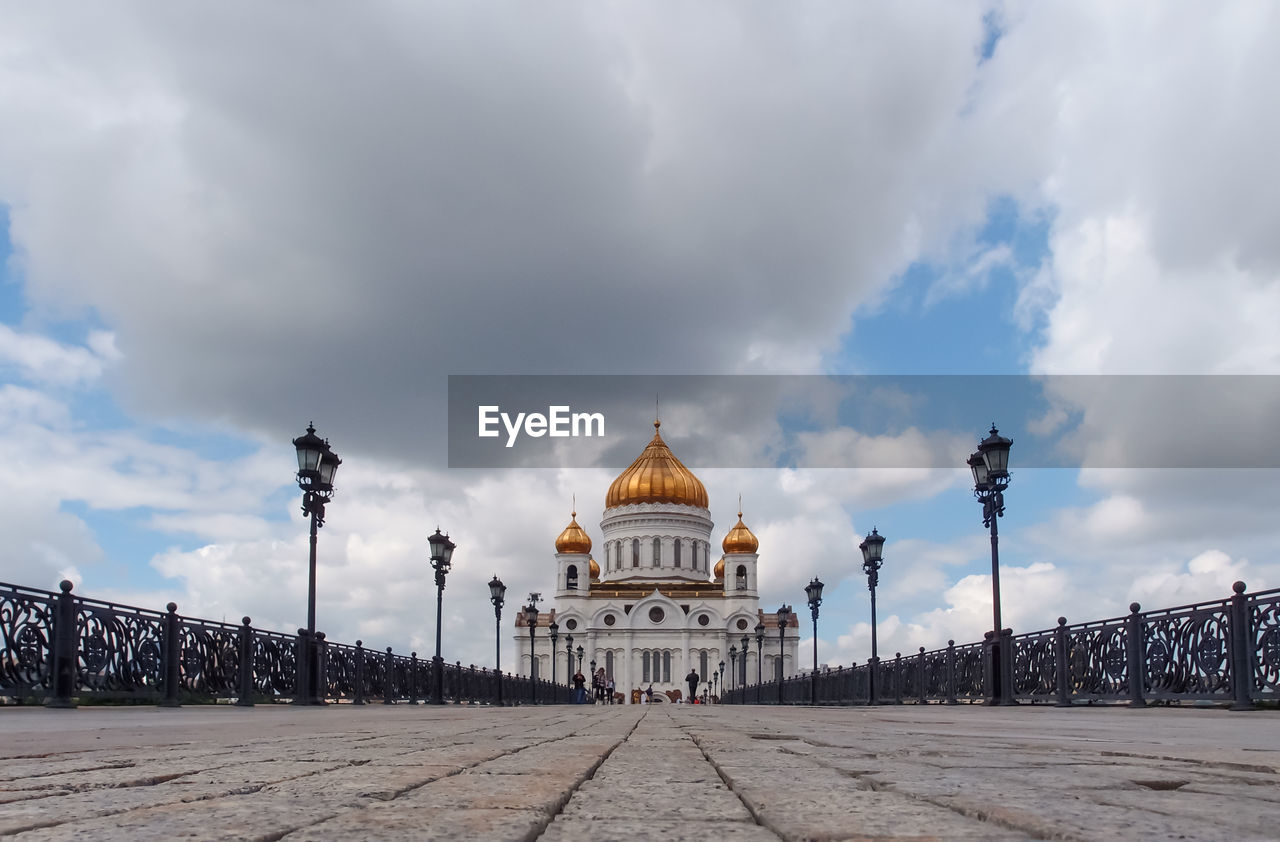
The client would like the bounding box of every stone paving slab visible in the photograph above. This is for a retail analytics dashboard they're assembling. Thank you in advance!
[282,805,550,841]
[0,703,1277,840]
[542,819,783,841]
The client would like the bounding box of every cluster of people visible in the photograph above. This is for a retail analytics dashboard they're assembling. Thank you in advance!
[571,667,616,704]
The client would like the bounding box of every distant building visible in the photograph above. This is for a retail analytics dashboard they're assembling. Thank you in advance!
[515,420,797,703]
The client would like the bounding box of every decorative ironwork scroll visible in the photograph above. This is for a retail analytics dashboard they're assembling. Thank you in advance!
[1144,599,1232,700]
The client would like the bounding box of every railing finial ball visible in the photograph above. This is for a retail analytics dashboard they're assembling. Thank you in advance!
[1129,602,1141,614]
[948,639,955,646]
[1058,616,1067,626]
[59,579,74,593]
[167,602,178,613]
[242,616,252,626]
[1233,580,1247,594]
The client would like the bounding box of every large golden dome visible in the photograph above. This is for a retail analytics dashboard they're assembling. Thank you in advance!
[605,420,708,509]
[722,510,759,554]
[588,556,600,580]
[554,511,592,554]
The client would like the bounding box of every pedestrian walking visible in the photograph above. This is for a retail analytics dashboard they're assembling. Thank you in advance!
[606,676,615,704]
[686,669,699,702]
[572,670,586,704]
[593,668,606,704]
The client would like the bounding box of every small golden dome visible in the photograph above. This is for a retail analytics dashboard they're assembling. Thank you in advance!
[554,511,592,554]
[713,557,725,579]
[605,420,709,509]
[589,556,600,580]
[722,510,759,554]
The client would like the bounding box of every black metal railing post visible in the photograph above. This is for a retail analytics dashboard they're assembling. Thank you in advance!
[945,640,958,705]
[236,616,254,707]
[314,632,328,704]
[894,652,903,704]
[983,631,995,702]
[998,628,1015,704]
[917,647,927,704]
[1125,603,1146,708]
[160,602,182,708]
[1228,581,1256,711]
[1054,617,1070,707]
[44,579,78,709]
[353,640,366,705]
[383,646,395,704]
[409,652,419,704]
[294,629,310,705]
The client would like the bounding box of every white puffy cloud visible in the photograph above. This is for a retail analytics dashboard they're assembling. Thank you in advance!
[0,326,117,386]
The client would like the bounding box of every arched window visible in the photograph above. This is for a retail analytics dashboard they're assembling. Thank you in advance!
[674,538,682,568]
[605,650,614,680]
[566,564,578,590]
[699,650,709,682]
[662,651,671,683]
[736,564,748,590]
[692,542,699,571]
[632,539,639,568]
[775,655,784,682]
[642,651,651,683]
[652,537,661,566]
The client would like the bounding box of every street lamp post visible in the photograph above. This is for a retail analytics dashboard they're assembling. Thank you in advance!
[860,528,885,705]
[776,606,792,704]
[805,577,824,706]
[549,621,559,688]
[564,634,573,683]
[488,576,506,706]
[969,425,1014,705]
[754,622,765,704]
[729,646,738,693]
[717,661,725,702]
[580,649,587,673]
[740,634,749,689]
[524,602,539,704]
[428,528,456,705]
[292,424,341,706]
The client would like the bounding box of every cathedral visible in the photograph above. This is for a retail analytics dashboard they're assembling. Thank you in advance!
[515,420,798,703]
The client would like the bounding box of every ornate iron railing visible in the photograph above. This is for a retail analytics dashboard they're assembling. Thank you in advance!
[0,580,571,707]
[723,581,1280,710]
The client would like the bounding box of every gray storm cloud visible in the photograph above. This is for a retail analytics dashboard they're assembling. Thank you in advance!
[2,1,994,465]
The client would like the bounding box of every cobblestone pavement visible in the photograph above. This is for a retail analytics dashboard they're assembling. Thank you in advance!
[1,703,1278,840]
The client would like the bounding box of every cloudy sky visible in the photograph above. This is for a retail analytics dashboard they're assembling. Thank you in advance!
[2,1,1278,673]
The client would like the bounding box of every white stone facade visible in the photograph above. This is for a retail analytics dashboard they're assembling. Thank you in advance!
[516,499,799,703]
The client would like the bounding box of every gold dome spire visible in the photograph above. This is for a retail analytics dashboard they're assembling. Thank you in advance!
[713,557,725,579]
[722,508,759,554]
[554,509,592,554]
[605,420,709,509]
[588,556,600,580]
